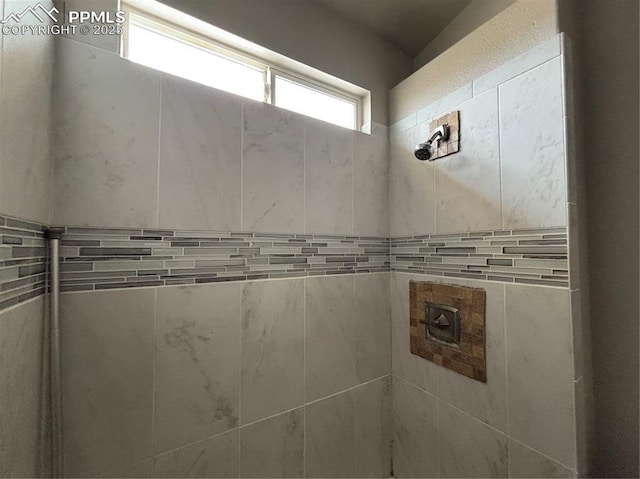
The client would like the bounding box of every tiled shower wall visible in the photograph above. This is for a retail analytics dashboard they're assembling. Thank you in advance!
[0,0,54,477]
[389,35,590,477]
[50,36,391,478]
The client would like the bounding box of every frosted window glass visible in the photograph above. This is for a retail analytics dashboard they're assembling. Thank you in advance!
[128,22,264,102]
[274,75,356,129]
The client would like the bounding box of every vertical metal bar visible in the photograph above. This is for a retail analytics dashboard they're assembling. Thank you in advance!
[46,228,64,478]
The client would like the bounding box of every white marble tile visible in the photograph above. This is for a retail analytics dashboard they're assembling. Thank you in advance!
[241,279,304,423]
[354,132,389,237]
[473,35,561,96]
[0,298,47,478]
[438,402,508,478]
[60,290,154,477]
[354,273,391,382]
[239,408,304,478]
[435,89,502,233]
[354,377,392,478]
[370,121,389,138]
[437,278,507,432]
[158,76,242,231]
[304,118,353,234]
[499,57,567,229]
[508,440,574,478]
[153,430,239,478]
[154,283,241,453]
[305,391,355,478]
[390,124,436,236]
[305,275,357,401]
[505,284,575,469]
[390,273,438,394]
[416,83,473,124]
[392,377,439,478]
[0,1,53,224]
[53,38,161,228]
[390,112,416,134]
[242,102,304,233]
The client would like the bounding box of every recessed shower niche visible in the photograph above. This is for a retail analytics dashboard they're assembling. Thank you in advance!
[409,280,487,382]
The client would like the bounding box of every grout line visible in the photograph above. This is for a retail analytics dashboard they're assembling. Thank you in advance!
[302,277,307,477]
[150,288,158,458]
[240,101,244,232]
[497,86,505,231]
[155,77,162,230]
[237,283,243,473]
[351,131,355,236]
[303,122,306,235]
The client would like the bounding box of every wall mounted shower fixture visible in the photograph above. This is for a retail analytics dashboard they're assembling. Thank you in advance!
[414,110,460,162]
[414,125,450,161]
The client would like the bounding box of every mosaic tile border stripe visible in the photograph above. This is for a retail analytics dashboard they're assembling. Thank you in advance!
[391,227,569,288]
[57,227,390,292]
[0,215,48,311]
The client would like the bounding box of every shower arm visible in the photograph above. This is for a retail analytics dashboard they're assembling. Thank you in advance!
[428,124,450,147]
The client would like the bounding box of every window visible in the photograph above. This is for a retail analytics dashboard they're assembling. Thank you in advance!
[121,1,367,130]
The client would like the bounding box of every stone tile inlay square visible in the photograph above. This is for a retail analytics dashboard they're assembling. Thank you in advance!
[409,281,487,382]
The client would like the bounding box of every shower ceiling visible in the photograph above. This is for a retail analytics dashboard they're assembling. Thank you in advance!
[313,0,472,56]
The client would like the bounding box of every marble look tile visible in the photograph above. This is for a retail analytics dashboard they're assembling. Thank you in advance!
[60,289,154,477]
[241,279,304,423]
[392,377,439,478]
[370,121,389,138]
[437,278,507,432]
[500,57,567,229]
[354,132,389,237]
[416,83,473,124]
[0,298,47,478]
[304,118,353,234]
[154,283,241,453]
[53,38,161,228]
[0,1,53,224]
[438,402,508,478]
[354,273,391,382]
[354,377,392,478]
[305,275,357,401]
[390,124,436,236]
[390,112,416,134]
[473,35,561,96]
[242,102,304,233]
[390,273,438,394]
[239,408,304,478]
[153,430,239,478]
[305,391,355,478]
[508,440,574,478]
[435,89,502,234]
[505,285,575,469]
[158,76,242,231]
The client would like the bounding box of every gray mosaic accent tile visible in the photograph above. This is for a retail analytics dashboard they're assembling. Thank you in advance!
[391,227,569,287]
[0,214,48,311]
[57,228,390,292]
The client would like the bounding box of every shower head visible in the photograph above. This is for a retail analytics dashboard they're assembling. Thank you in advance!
[414,142,435,161]
[414,124,450,161]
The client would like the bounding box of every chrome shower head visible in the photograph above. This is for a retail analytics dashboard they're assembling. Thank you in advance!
[414,124,450,161]
[414,142,435,161]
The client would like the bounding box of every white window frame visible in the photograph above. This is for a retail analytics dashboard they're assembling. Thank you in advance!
[120,0,367,131]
